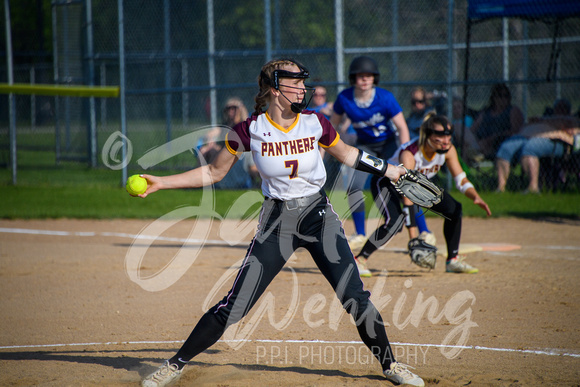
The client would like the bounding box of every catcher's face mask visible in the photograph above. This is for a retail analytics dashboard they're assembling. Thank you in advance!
[261,63,315,113]
[427,124,454,154]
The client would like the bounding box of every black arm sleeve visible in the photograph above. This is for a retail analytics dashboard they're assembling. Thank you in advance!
[353,150,388,176]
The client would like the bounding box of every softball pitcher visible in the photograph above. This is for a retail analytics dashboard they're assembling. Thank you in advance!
[137,58,424,387]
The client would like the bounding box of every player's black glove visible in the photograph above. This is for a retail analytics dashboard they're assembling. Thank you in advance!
[408,237,437,269]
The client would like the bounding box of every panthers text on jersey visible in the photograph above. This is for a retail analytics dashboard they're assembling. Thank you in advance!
[225,110,339,200]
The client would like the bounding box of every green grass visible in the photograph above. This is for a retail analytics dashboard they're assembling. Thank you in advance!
[1,164,579,220]
[1,184,265,219]
[446,191,580,220]
[0,164,261,219]
[5,120,578,220]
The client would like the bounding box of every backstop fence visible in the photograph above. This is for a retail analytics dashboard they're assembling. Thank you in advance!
[1,0,580,191]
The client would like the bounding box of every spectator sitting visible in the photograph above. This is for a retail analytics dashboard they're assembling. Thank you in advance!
[223,97,249,128]
[198,97,249,165]
[429,89,448,116]
[406,86,435,139]
[495,98,580,193]
[198,126,224,165]
[451,96,479,160]
[470,83,524,161]
[310,85,334,119]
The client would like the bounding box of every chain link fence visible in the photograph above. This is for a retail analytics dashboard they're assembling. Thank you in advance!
[1,0,579,191]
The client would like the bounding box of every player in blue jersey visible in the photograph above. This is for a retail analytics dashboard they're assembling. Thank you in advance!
[330,56,410,254]
[137,58,424,387]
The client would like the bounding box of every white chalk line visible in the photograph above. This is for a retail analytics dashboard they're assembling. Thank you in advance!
[0,339,578,359]
[0,227,238,246]
[2,226,579,360]
[2,227,580,252]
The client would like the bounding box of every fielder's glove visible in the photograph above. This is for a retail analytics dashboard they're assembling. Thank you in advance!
[408,237,437,269]
[393,168,443,208]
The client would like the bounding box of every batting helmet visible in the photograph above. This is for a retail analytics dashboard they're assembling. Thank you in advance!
[348,56,380,85]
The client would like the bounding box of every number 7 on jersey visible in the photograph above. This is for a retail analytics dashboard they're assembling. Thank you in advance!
[285,160,298,179]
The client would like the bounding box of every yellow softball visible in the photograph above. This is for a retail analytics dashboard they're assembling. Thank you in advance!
[126,175,148,196]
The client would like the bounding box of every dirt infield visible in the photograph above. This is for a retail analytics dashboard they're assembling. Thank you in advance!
[1,217,579,386]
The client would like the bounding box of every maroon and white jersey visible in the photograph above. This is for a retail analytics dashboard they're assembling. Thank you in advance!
[388,138,445,179]
[225,111,339,200]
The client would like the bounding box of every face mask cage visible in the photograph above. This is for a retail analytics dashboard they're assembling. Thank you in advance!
[277,82,316,113]
[261,64,315,113]
[428,127,454,137]
[426,126,454,154]
[425,116,454,137]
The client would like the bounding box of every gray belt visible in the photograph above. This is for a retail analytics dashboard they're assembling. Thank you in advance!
[267,190,324,211]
